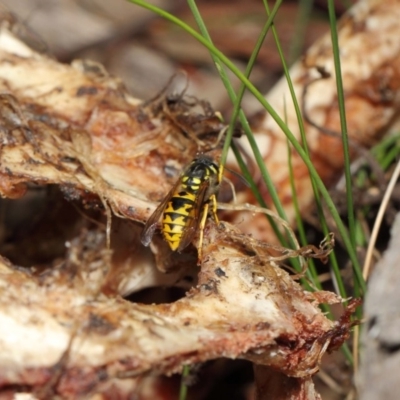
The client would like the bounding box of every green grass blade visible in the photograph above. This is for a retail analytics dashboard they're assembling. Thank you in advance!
[327,0,365,297]
[179,365,190,400]
[288,0,314,65]
[327,0,355,248]
[287,139,320,289]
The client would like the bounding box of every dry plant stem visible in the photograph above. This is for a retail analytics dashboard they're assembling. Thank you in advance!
[317,368,346,395]
[348,389,357,400]
[362,158,400,281]
[353,324,360,376]
[217,202,300,249]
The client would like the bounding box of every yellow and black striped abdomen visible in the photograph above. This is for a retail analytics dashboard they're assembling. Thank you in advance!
[162,190,197,251]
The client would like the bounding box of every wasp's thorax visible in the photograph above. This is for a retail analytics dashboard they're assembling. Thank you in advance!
[182,156,219,192]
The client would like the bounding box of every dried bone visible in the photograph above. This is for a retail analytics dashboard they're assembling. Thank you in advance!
[0,221,350,398]
[0,8,358,399]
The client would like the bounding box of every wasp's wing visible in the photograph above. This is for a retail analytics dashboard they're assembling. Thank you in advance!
[177,180,210,252]
[141,183,180,247]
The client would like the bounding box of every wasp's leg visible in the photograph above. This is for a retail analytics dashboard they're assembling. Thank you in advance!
[210,125,228,150]
[210,194,219,225]
[197,202,210,261]
[218,163,224,185]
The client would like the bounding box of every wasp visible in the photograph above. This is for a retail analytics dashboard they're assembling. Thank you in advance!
[141,155,222,256]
